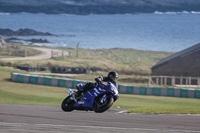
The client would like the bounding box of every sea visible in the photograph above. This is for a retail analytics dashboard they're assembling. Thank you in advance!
[0,11,200,52]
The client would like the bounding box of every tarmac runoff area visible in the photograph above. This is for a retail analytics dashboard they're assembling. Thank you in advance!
[0,104,200,133]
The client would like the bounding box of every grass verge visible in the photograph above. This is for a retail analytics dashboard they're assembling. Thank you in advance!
[114,94,200,114]
[1,66,200,114]
[0,44,173,86]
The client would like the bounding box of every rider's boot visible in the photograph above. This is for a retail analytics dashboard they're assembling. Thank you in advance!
[71,93,77,102]
[76,85,85,96]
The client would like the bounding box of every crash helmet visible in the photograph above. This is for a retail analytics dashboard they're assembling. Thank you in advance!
[107,71,119,83]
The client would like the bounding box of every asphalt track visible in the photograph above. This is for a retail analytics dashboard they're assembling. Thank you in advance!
[0,104,200,133]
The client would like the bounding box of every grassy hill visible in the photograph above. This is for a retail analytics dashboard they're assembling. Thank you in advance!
[0,44,173,85]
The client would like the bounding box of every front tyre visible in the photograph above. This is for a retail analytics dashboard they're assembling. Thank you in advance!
[93,96,114,113]
[61,96,75,112]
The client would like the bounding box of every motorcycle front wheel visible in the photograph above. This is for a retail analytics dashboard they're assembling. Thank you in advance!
[93,95,114,113]
[61,96,75,112]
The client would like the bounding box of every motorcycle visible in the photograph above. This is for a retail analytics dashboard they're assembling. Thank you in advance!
[61,82,119,113]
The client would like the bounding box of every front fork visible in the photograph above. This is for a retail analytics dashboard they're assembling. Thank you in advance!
[100,94,107,103]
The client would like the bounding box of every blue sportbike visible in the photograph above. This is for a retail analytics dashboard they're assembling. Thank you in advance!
[61,82,119,113]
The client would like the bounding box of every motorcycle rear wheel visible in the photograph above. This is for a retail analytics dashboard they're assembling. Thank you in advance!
[61,96,75,112]
[93,96,114,113]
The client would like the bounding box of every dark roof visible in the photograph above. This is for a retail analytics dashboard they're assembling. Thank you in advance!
[152,43,200,69]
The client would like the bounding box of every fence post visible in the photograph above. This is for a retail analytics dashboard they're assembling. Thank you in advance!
[186,77,188,86]
[51,50,53,58]
[24,48,27,57]
[9,48,12,55]
[172,76,175,86]
[189,76,191,87]
[160,76,163,86]
[156,77,159,85]
[62,51,64,58]
[180,76,183,87]
[148,76,151,87]
[164,77,167,86]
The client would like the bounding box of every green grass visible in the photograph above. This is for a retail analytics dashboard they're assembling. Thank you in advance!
[113,94,200,114]
[1,46,173,74]
[0,43,42,58]
[1,66,200,114]
[0,45,173,86]
[0,66,66,105]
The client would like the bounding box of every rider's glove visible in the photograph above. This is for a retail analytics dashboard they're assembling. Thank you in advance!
[95,76,104,84]
[95,77,101,83]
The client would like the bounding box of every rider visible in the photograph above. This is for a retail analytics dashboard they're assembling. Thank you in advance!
[76,71,119,95]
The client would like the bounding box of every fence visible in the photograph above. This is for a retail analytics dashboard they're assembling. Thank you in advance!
[150,76,200,88]
[0,48,26,57]
[51,50,71,58]
[11,73,200,99]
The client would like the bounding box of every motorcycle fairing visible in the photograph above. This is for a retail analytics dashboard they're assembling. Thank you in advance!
[74,85,110,109]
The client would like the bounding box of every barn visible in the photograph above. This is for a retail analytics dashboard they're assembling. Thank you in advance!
[150,43,200,86]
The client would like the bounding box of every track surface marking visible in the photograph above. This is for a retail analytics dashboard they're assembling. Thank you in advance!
[0,104,200,133]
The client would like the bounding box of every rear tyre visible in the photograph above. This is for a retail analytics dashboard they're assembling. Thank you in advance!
[93,95,114,113]
[61,96,75,112]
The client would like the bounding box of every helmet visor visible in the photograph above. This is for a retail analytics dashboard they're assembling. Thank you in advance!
[111,77,118,83]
